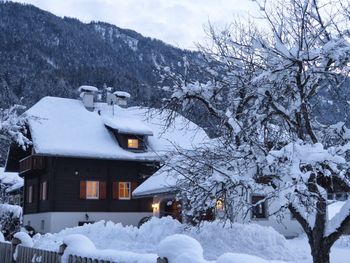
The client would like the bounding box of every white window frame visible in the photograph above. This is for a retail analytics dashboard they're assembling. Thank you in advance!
[86,181,99,200]
[118,182,131,200]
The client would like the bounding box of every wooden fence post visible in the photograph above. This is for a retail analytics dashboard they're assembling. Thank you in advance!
[11,237,21,263]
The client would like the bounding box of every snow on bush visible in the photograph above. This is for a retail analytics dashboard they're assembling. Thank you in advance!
[13,232,33,247]
[0,204,22,240]
[158,234,205,263]
[32,217,303,262]
[61,234,156,263]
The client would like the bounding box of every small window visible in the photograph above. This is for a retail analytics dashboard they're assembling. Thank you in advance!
[86,181,99,199]
[251,195,267,219]
[40,181,48,201]
[118,182,131,200]
[28,185,33,204]
[127,139,139,149]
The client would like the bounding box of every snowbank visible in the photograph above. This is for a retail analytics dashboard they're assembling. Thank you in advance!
[32,217,302,262]
[13,232,33,247]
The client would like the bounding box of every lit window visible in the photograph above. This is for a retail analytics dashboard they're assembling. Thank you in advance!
[86,181,99,199]
[127,139,139,149]
[118,182,131,200]
[216,199,224,211]
[41,181,48,201]
[251,195,267,219]
[28,185,33,204]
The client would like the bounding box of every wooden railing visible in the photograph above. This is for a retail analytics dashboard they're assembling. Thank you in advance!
[16,245,61,263]
[0,241,116,263]
[0,241,12,263]
[19,155,46,174]
[68,254,113,263]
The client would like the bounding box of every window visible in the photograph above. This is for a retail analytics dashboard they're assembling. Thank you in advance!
[28,185,33,204]
[127,139,139,149]
[251,195,267,219]
[40,181,48,201]
[118,182,131,200]
[86,181,99,199]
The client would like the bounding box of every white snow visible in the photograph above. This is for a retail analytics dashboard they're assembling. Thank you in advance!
[24,97,208,161]
[103,115,154,136]
[13,232,33,247]
[0,204,22,218]
[32,217,302,262]
[0,167,23,193]
[326,200,350,237]
[27,216,350,263]
[78,85,99,93]
[0,231,4,242]
[133,166,180,196]
[114,91,131,98]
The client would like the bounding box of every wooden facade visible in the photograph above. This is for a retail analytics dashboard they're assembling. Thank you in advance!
[20,155,157,215]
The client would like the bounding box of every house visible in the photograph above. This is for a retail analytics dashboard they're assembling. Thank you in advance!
[133,160,305,238]
[5,86,208,233]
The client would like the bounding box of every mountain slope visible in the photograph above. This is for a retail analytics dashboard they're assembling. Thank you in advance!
[0,1,203,108]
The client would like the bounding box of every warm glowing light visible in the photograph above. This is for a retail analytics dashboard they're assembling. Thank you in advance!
[152,203,159,210]
[216,199,224,210]
[127,139,139,149]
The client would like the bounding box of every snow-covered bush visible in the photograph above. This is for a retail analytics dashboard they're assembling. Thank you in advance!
[0,204,22,240]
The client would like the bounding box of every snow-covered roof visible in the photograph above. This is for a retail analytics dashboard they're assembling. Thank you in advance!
[24,96,209,161]
[0,168,23,193]
[133,165,181,197]
[103,116,154,136]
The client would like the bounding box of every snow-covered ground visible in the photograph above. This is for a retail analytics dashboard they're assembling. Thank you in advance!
[28,217,350,263]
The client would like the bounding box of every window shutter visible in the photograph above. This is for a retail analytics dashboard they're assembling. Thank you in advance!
[80,181,87,199]
[99,181,107,199]
[112,182,119,199]
[131,182,138,199]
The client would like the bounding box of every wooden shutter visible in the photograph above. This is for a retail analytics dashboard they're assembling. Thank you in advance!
[80,181,87,199]
[99,181,107,199]
[131,182,138,199]
[112,182,119,199]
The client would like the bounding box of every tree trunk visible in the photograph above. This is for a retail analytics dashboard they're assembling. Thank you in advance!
[309,239,330,263]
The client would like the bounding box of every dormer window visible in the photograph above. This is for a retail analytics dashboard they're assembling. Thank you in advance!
[127,139,139,149]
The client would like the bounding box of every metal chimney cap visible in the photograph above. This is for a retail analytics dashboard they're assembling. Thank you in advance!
[78,85,99,93]
[113,91,131,99]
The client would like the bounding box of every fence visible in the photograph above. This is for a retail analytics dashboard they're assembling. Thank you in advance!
[0,241,12,263]
[0,241,131,263]
[16,245,61,263]
[68,255,112,263]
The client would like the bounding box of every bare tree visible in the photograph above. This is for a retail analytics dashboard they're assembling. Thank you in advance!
[161,1,350,262]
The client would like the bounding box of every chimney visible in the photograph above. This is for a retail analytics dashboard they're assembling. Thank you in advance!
[78,85,99,111]
[113,91,131,108]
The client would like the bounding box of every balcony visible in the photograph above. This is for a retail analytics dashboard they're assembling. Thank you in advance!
[19,155,46,175]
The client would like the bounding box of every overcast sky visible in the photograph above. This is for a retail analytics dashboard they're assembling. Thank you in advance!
[13,0,259,50]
